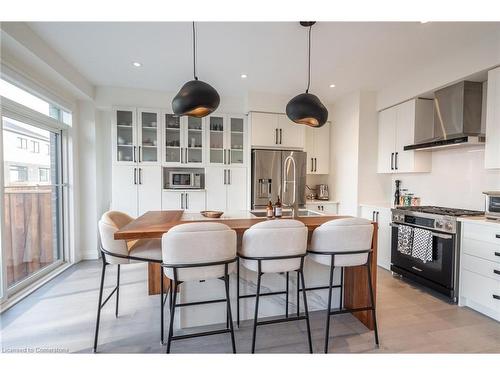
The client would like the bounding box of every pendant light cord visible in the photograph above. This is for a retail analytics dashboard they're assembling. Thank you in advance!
[306,25,312,93]
[193,21,198,80]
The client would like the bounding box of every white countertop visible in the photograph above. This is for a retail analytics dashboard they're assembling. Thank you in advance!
[359,202,394,210]
[306,199,339,204]
[458,216,500,228]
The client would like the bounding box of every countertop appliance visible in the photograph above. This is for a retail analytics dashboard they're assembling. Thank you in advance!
[484,191,500,220]
[317,184,329,200]
[390,205,484,302]
[404,81,484,151]
[164,168,203,189]
[251,149,307,209]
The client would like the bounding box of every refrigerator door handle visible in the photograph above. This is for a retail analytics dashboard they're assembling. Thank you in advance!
[279,129,282,144]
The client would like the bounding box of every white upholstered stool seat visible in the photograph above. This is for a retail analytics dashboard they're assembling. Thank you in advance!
[309,217,374,267]
[238,219,312,353]
[94,210,163,353]
[161,222,237,353]
[308,217,379,353]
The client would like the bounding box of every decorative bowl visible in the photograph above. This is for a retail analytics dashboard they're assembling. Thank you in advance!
[200,211,224,218]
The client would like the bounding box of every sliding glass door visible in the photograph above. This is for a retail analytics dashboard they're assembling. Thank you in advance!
[1,116,63,292]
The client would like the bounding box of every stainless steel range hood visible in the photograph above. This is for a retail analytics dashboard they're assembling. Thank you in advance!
[404,81,485,151]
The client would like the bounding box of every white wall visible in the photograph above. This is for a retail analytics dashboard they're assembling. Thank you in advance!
[391,147,500,211]
[329,92,360,215]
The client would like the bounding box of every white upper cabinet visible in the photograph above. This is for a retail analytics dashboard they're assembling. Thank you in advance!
[377,99,432,174]
[113,107,137,165]
[206,114,247,166]
[305,122,330,174]
[163,113,204,166]
[277,114,306,149]
[250,111,305,149]
[485,67,500,169]
[138,109,161,165]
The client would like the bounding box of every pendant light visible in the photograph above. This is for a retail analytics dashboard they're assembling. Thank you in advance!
[286,22,328,128]
[172,22,220,117]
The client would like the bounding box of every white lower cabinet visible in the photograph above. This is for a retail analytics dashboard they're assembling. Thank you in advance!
[359,205,392,271]
[459,222,500,321]
[162,191,206,212]
[305,202,338,214]
[205,166,247,211]
[111,165,162,217]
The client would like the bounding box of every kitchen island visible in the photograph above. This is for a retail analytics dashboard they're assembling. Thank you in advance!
[115,210,378,330]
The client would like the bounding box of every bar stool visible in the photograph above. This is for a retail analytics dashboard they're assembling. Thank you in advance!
[308,217,379,353]
[238,219,312,353]
[161,222,238,353]
[94,211,163,353]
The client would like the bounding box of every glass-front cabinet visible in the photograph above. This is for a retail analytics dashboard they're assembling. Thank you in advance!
[114,108,136,164]
[206,114,246,166]
[163,113,205,166]
[138,109,160,164]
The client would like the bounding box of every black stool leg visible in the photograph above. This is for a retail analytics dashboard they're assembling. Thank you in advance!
[324,255,335,353]
[366,257,379,347]
[169,280,173,312]
[299,269,313,353]
[236,257,240,328]
[93,258,107,353]
[160,266,164,345]
[115,264,120,318]
[285,271,289,318]
[339,267,344,310]
[224,267,237,353]
[226,275,230,329]
[251,261,262,354]
[166,280,178,354]
[296,271,300,316]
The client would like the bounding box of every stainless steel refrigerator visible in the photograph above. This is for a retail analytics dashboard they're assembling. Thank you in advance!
[251,149,307,209]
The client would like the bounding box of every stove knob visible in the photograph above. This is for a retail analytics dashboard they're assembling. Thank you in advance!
[435,221,443,229]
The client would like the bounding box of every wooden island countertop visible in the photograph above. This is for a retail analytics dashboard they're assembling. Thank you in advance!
[114,210,378,330]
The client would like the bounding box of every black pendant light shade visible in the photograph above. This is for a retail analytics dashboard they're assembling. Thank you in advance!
[286,22,328,128]
[172,79,220,117]
[286,92,328,127]
[172,22,220,118]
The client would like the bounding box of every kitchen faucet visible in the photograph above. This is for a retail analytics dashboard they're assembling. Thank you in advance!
[283,155,299,218]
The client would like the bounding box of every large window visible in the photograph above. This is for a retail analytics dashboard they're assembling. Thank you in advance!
[2,117,63,290]
[0,78,72,126]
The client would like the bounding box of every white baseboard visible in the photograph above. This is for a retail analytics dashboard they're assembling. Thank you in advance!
[81,250,99,260]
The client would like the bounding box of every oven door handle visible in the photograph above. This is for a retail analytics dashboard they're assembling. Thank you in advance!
[390,223,453,239]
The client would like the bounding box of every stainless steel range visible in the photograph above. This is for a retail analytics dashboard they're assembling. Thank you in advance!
[390,206,483,302]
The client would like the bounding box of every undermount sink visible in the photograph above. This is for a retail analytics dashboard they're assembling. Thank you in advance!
[250,209,322,218]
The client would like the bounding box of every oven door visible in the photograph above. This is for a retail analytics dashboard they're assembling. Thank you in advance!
[169,172,193,188]
[391,223,455,289]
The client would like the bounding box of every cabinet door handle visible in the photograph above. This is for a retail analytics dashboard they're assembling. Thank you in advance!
[184,148,187,164]
[133,146,137,163]
[372,211,375,221]
[223,169,227,185]
[311,158,314,172]
[395,152,399,170]
[180,148,183,164]
[186,193,189,210]
[275,128,278,144]
[495,252,500,257]
[494,269,500,275]
[133,168,137,185]
[138,146,141,162]
[228,149,231,164]
[376,211,380,222]
[279,129,282,144]
[138,168,142,184]
[493,294,500,300]
[314,158,317,172]
[228,169,231,185]
[181,193,184,209]
[391,152,394,170]
[496,234,500,239]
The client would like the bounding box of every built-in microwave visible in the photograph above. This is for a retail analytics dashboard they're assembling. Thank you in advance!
[484,191,500,220]
[169,171,202,189]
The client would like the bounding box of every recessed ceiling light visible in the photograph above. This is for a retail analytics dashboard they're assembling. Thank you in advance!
[132,62,142,67]
[329,84,336,88]
[241,74,247,79]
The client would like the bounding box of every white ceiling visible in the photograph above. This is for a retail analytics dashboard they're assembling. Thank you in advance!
[27,22,500,103]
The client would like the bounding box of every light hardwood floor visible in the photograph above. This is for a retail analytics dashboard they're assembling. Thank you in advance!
[1,261,499,353]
